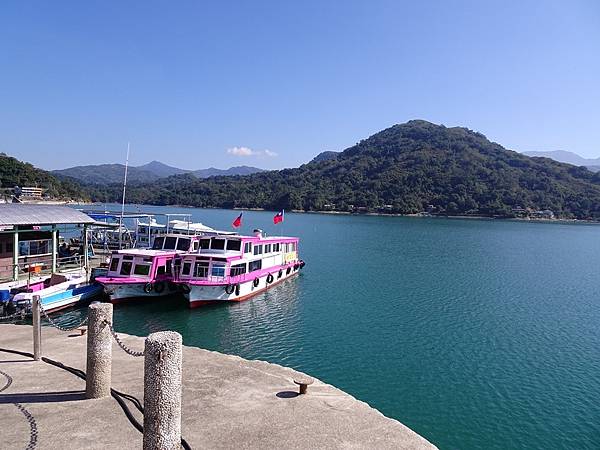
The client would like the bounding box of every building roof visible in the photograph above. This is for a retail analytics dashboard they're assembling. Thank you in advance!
[0,204,97,226]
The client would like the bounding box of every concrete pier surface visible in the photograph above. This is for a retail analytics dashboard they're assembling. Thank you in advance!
[0,324,436,449]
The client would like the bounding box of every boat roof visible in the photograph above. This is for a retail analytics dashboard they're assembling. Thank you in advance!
[0,204,102,227]
[113,248,178,257]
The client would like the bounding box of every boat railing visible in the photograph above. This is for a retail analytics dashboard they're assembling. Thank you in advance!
[0,253,104,284]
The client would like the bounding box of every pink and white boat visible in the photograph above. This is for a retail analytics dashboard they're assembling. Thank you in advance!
[176,230,304,308]
[96,234,201,302]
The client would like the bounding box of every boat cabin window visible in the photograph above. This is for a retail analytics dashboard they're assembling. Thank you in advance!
[182,262,192,276]
[194,261,209,278]
[157,265,166,276]
[177,238,191,251]
[211,239,225,250]
[164,236,177,250]
[226,240,241,251]
[109,257,120,272]
[134,264,151,276]
[230,263,246,276]
[211,263,225,277]
[249,260,262,272]
[264,244,271,253]
[120,261,133,276]
[166,260,172,275]
[152,237,165,250]
[138,227,147,234]
[273,243,279,252]
[253,245,263,256]
[193,241,199,251]
[200,239,210,249]
[244,242,252,254]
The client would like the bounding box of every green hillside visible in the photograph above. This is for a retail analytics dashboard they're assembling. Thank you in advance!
[83,121,600,219]
[0,153,89,200]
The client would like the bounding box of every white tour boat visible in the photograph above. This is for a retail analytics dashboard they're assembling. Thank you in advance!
[176,230,304,308]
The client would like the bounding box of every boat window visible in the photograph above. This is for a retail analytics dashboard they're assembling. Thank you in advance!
[138,227,147,234]
[265,244,271,253]
[226,240,241,251]
[152,237,165,250]
[120,261,132,276]
[182,262,192,276]
[176,238,191,251]
[193,241,199,251]
[253,245,263,255]
[157,265,166,275]
[166,260,172,275]
[194,261,209,278]
[200,239,211,249]
[211,263,226,277]
[230,263,246,276]
[249,260,262,272]
[109,258,120,272]
[211,239,225,250]
[133,264,150,276]
[164,236,177,250]
[123,255,134,260]
[273,243,279,252]
[244,242,252,254]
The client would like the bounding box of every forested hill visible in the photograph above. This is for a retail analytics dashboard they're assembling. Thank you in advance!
[0,153,88,200]
[83,120,600,219]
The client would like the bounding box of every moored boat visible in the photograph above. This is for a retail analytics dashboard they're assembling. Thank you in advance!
[95,234,201,302]
[176,229,304,307]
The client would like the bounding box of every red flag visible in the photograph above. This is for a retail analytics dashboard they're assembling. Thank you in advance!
[273,210,284,224]
[232,212,243,228]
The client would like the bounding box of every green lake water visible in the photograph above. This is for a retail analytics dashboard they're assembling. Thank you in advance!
[60,205,600,449]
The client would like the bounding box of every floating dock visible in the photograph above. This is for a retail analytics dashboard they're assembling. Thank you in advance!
[0,324,436,449]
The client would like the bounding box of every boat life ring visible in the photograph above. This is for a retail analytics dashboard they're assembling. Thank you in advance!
[143,283,153,293]
[154,281,165,294]
[286,267,291,275]
[235,284,240,296]
[266,273,274,284]
[225,284,235,295]
[181,284,191,294]
[278,269,283,279]
[253,278,260,288]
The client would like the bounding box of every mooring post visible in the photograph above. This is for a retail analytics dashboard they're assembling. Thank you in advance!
[85,302,113,399]
[32,295,41,361]
[143,331,182,450]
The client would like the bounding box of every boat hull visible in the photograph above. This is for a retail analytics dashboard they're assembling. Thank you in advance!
[103,282,179,303]
[185,267,299,308]
[11,279,103,313]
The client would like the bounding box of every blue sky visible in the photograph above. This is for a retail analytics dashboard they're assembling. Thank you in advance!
[0,1,598,170]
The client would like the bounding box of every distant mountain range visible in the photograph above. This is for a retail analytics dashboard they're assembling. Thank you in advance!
[78,120,600,219]
[52,160,265,184]
[522,150,600,172]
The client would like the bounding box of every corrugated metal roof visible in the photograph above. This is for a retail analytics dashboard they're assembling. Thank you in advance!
[0,204,96,226]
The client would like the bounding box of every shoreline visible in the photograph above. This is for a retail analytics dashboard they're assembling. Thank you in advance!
[85,202,600,225]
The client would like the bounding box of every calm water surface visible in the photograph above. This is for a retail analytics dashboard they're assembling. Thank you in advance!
[59,206,600,449]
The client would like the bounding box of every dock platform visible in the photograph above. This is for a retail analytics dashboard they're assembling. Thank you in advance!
[0,324,436,449]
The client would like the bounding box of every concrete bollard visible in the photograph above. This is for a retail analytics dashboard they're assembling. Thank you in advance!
[143,331,182,450]
[32,295,41,361]
[85,302,113,399]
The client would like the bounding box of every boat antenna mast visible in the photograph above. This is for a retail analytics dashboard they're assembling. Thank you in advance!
[118,142,130,250]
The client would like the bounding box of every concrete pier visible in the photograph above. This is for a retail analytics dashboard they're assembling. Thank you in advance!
[0,324,436,449]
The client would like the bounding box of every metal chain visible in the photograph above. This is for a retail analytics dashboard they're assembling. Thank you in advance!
[104,320,145,357]
[38,301,88,332]
[0,311,26,321]
[1,369,38,449]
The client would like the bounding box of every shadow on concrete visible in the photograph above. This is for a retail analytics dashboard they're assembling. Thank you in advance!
[0,359,32,364]
[276,391,299,399]
[0,390,86,403]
